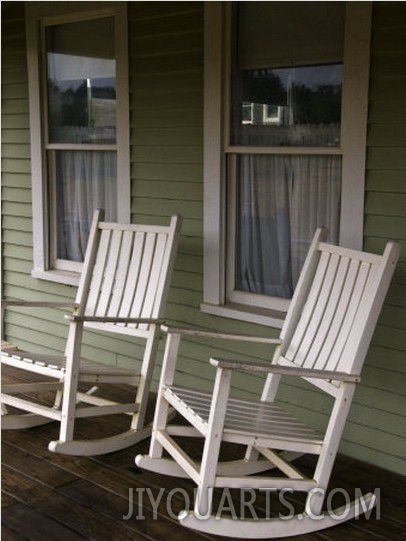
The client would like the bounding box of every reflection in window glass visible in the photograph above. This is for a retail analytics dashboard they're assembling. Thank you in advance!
[232,64,342,147]
[46,18,116,144]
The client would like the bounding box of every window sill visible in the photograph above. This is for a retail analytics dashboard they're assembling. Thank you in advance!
[31,269,80,287]
[200,302,285,329]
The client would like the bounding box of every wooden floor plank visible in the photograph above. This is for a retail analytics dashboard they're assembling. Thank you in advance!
[2,502,86,541]
[1,365,404,541]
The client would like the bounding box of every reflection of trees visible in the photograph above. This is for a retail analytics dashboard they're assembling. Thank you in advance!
[48,80,87,127]
[242,68,341,125]
[243,69,286,105]
[48,80,116,128]
[292,83,341,124]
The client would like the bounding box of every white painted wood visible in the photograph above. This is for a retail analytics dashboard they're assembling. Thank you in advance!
[340,2,372,250]
[1,412,54,430]
[203,2,225,308]
[209,359,360,382]
[136,230,399,538]
[179,492,377,538]
[161,325,282,344]
[1,211,182,456]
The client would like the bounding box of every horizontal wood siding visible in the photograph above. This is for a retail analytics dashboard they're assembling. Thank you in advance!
[358,1,406,474]
[1,4,71,351]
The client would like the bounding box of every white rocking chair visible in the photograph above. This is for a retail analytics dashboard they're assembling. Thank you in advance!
[2,209,182,456]
[136,229,400,538]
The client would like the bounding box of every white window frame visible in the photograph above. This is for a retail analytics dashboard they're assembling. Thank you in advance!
[201,2,372,328]
[26,2,130,286]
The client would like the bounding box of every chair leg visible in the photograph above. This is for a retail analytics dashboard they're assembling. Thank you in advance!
[58,321,83,444]
[193,366,232,518]
[130,329,160,432]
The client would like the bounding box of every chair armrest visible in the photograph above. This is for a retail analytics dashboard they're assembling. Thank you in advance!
[66,315,164,324]
[209,358,360,383]
[160,325,281,345]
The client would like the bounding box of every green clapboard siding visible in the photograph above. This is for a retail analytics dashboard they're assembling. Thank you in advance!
[1,2,405,476]
[362,2,406,474]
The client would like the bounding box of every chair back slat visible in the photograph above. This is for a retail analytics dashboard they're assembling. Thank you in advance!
[118,231,147,320]
[139,233,168,320]
[279,233,400,390]
[301,254,350,369]
[85,229,112,316]
[79,214,181,337]
[128,232,156,322]
[284,250,331,364]
[95,229,122,318]
[107,230,134,317]
[313,258,359,370]
[323,260,372,372]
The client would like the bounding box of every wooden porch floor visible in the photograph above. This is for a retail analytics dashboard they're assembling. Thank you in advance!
[2,365,405,541]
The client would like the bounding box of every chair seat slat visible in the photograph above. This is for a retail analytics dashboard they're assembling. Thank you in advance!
[167,386,322,444]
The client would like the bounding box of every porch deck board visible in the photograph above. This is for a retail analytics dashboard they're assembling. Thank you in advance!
[1,365,405,541]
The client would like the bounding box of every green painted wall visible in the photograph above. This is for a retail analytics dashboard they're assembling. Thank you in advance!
[1,1,405,475]
[358,2,406,473]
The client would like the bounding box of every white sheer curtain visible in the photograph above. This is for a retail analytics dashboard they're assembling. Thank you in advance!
[235,154,341,298]
[55,150,117,261]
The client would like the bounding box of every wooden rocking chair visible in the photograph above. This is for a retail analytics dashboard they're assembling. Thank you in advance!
[136,229,400,538]
[1,209,182,456]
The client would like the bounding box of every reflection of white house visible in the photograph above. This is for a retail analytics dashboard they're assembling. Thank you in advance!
[242,102,284,125]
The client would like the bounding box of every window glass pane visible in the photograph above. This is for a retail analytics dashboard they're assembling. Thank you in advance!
[234,154,342,298]
[53,150,117,261]
[231,64,342,147]
[46,18,116,144]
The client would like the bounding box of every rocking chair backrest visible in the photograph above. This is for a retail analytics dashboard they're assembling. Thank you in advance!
[73,209,181,338]
[278,229,400,395]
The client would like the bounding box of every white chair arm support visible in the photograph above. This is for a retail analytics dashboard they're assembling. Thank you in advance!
[161,325,282,345]
[209,358,360,383]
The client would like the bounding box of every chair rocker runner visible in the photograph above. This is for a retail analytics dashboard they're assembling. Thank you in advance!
[1,210,182,456]
[136,229,400,538]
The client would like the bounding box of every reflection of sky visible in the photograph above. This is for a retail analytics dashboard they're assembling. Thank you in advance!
[47,53,115,87]
[271,64,342,90]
